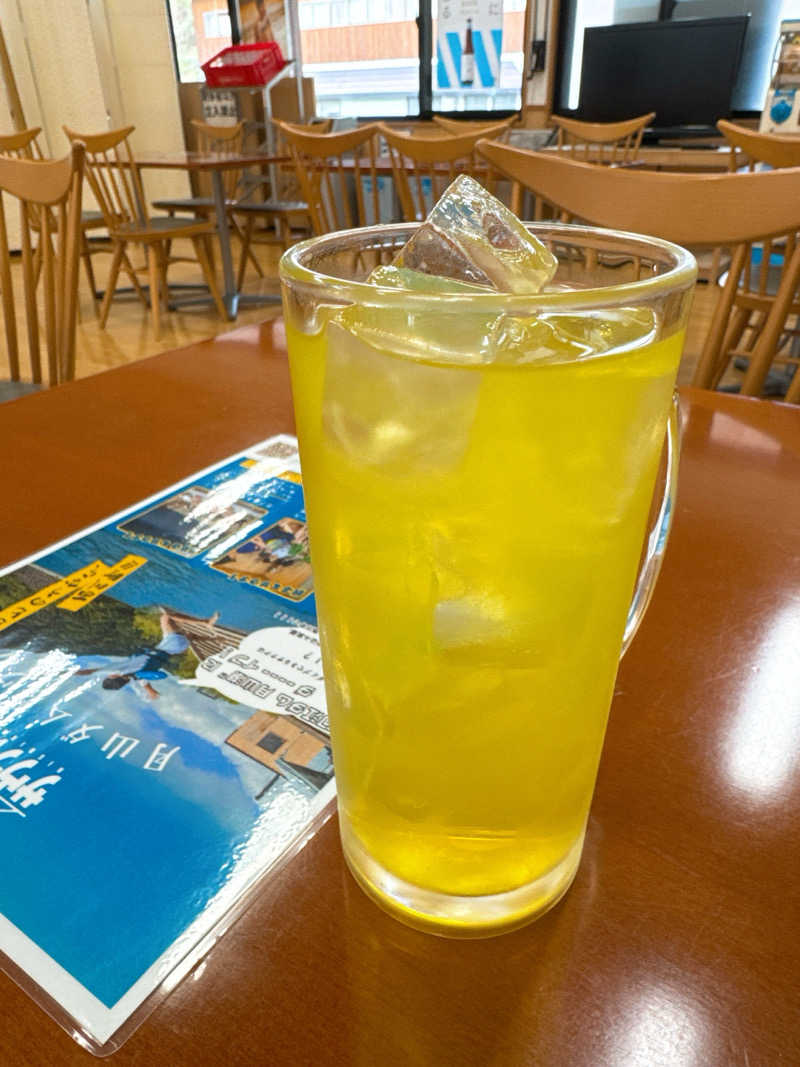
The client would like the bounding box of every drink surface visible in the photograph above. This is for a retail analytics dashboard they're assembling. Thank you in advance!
[287,308,682,915]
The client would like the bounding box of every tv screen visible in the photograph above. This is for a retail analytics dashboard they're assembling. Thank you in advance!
[578,17,750,130]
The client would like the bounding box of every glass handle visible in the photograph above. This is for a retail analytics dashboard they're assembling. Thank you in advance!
[621,394,680,657]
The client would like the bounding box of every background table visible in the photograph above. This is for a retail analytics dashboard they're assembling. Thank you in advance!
[137,151,288,319]
[1,326,799,1064]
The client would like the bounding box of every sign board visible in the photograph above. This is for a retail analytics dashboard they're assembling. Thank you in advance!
[437,0,504,90]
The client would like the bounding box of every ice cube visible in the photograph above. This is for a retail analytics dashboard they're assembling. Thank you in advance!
[322,313,479,473]
[542,308,658,357]
[394,174,557,294]
[433,596,511,651]
[368,264,492,293]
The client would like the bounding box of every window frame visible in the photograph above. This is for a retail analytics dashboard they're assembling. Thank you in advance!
[165,0,522,119]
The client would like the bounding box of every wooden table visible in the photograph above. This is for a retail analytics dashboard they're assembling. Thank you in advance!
[136,151,288,319]
[539,144,742,172]
[1,325,799,1064]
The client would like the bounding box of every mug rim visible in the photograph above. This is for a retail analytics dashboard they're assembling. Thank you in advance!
[279,221,698,311]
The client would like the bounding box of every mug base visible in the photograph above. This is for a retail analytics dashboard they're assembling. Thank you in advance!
[339,819,584,939]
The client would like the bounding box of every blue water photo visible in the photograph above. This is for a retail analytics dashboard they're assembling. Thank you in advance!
[0,444,331,1014]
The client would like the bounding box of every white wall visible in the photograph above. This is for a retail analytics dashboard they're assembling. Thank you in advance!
[0,0,189,205]
[102,0,189,201]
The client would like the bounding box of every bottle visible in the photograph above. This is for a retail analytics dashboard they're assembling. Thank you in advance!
[461,18,475,86]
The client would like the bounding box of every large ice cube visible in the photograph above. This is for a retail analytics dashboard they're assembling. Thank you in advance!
[322,313,480,473]
[394,174,557,294]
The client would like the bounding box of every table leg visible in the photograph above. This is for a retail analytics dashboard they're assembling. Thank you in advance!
[211,169,237,319]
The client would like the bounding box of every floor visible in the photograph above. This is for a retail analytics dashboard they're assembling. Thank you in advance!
[0,235,727,389]
[70,239,285,382]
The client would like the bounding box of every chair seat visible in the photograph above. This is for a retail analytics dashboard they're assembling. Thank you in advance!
[81,210,106,229]
[0,379,42,403]
[152,195,309,217]
[233,199,308,214]
[151,197,222,213]
[114,215,216,241]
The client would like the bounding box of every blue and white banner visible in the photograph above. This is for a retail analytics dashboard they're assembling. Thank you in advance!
[437,0,503,90]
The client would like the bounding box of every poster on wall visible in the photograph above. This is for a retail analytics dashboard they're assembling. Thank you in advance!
[437,0,503,90]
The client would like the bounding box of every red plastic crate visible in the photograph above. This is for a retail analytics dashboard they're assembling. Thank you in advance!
[202,43,286,88]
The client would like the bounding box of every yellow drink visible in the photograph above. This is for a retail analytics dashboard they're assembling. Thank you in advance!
[287,312,684,935]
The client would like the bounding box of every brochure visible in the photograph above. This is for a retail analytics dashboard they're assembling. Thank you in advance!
[0,435,334,1055]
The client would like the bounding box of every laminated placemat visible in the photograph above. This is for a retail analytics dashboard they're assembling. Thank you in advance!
[0,435,334,1054]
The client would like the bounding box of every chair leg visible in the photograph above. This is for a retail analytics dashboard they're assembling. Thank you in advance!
[279,214,291,250]
[232,215,264,279]
[785,361,800,404]
[191,235,228,322]
[715,304,750,385]
[122,251,149,306]
[236,215,255,291]
[693,244,748,390]
[147,244,162,340]
[157,243,170,313]
[81,233,101,318]
[100,243,125,329]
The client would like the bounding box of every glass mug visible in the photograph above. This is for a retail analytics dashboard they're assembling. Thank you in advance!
[280,223,696,937]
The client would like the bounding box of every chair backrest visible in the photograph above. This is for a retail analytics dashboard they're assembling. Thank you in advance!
[717,119,800,171]
[0,143,84,387]
[190,119,245,199]
[274,121,381,232]
[379,124,503,221]
[477,137,800,246]
[0,129,48,233]
[432,115,515,141]
[0,127,44,160]
[63,125,146,229]
[274,119,333,137]
[550,113,655,164]
[477,138,800,400]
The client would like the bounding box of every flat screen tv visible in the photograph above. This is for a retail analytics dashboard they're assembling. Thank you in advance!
[578,16,750,131]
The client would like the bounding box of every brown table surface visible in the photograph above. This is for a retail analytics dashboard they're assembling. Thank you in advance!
[1,324,799,1065]
[133,150,289,171]
[539,144,742,171]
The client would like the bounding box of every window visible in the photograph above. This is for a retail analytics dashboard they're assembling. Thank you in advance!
[299,0,523,119]
[203,10,232,37]
[166,0,233,82]
[258,731,285,754]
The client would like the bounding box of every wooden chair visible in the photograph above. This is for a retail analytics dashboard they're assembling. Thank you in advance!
[0,143,84,399]
[0,127,44,160]
[717,119,800,171]
[0,127,106,314]
[273,121,382,234]
[432,115,515,140]
[231,119,336,284]
[64,125,225,340]
[550,113,655,164]
[713,120,800,394]
[378,125,506,222]
[150,119,263,284]
[475,139,800,403]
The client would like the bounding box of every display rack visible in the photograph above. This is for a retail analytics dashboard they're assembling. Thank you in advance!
[760,19,800,134]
